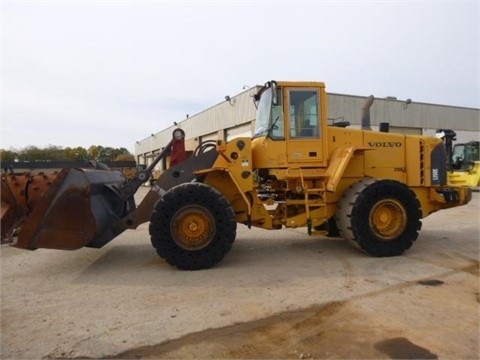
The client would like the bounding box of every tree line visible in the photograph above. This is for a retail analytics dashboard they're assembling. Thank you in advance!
[0,145,134,163]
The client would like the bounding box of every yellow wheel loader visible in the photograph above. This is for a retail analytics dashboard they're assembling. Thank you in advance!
[436,130,479,188]
[449,140,479,187]
[1,80,472,270]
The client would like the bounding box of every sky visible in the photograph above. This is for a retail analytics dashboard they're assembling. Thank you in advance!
[1,0,479,153]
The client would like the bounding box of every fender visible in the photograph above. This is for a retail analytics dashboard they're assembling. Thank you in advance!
[325,147,371,192]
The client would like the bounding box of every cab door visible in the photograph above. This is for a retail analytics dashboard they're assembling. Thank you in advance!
[286,87,325,164]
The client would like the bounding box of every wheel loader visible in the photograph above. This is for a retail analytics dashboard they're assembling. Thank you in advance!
[449,140,480,187]
[1,80,472,270]
[435,130,480,188]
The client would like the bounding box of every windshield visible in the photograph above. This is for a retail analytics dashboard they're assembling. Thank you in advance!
[452,142,479,165]
[252,87,284,139]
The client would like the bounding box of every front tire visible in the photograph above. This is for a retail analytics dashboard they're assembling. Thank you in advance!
[336,179,422,257]
[149,182,236,270]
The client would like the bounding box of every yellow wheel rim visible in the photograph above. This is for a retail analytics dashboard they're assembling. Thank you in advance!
[369,199,407,241]
[171,205,215,250]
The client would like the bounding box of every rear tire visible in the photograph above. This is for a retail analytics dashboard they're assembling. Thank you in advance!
[149,182,236,270]
[336,179,422,257]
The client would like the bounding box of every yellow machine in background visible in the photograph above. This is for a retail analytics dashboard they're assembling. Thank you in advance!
[436,129,480,188]
[2,80,472,270]
[449,140,480,188]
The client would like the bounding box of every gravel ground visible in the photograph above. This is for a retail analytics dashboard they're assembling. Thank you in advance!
[1,188,479,359]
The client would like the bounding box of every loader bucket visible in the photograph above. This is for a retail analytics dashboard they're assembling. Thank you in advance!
[1,171,60,242]
[13,168,130,250]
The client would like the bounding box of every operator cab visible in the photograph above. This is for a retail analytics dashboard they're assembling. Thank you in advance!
[252,80,327,166]
[452,141,480,171]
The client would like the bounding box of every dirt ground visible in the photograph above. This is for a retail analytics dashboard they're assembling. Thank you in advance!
[1,188,479,359]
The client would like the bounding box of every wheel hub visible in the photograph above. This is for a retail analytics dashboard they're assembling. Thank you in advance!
[369,199,407,241]
[171,205,215,250]
[188,221,198,232]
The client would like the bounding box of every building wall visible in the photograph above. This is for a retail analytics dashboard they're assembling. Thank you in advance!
[327,93,479,143]
[135,86,479,166]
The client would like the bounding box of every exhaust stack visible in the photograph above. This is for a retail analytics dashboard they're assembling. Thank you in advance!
[361,95,374,130]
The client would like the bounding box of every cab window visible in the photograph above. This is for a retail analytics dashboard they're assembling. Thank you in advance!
[288,90,319,139]
[270,88,284,139]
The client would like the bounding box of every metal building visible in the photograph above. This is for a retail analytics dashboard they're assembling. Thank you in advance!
[135,85,479,170]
